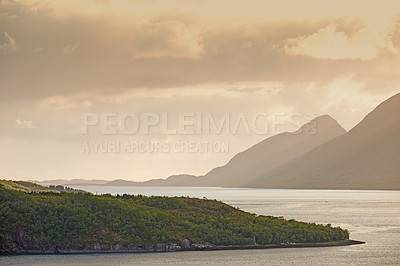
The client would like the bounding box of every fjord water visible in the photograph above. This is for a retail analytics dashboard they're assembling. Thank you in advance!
[2,187,399,265]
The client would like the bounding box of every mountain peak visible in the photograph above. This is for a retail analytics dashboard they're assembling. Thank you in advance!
[295,115,346,135]
[314,114,337,123]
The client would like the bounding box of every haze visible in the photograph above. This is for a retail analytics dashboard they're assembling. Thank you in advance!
[1,0,399,181]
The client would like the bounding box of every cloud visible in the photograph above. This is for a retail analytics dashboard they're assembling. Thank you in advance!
[14,119,37,129]
[240,41,253,49]
[0,32,17,51]
[281,24,398,60]
[33,43,80,54]
[0,0,399,102]
[61,43,79,54]
[130,20,204,59]
[40,96,92,110]
[0,12,18,20]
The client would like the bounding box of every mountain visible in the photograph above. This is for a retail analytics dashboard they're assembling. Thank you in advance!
[142,174,200,186]
[104,179,140,186]
[100,175,199,187]
[196,115,346,187]
[105,115,346,187]
[248,93,400,190]
[36,179,110,186]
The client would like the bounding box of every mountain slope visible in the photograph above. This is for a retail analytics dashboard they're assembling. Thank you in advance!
[117,115,346,187]
[197,115,346,187]
[249,92,400,189]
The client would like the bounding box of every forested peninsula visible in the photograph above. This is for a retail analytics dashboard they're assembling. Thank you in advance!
[0,181,361,254]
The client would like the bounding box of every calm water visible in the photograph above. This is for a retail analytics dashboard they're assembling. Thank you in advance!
[1,187,399,265]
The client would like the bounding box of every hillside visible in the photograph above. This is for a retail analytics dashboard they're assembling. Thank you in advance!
[249,93,400,189]
[0,182,350,254]
[0,180,87,193]
[196,115,346,187]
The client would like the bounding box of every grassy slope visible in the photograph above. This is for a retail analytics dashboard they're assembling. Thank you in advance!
[0,180,54,193]
[0,180,87,194]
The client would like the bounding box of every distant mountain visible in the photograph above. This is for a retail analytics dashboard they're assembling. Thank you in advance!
[248,92,400,190]
[106,115,346,187]
[142,175,200,186]
[36,179,110,186]
[102,175,199,187]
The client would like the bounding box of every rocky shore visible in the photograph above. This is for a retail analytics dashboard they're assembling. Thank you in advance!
[1,240,365,255]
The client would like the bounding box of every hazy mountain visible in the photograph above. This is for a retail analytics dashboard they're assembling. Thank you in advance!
[101,175,199,187]
[248,92,400,190]
[142,175,200,186]
[107,115,346,187]
[36,179,110,186]
[196,115,346,187]
[104,179,140,186]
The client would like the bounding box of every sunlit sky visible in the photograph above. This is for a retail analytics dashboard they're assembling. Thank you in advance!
[1,0,399,181]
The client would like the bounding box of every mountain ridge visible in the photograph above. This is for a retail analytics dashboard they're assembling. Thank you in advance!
[248,92,400,189]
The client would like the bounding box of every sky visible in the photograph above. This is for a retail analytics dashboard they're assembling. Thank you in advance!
[1,0,399,181]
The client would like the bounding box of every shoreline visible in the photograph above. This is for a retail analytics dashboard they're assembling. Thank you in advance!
[1,240,365,255]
